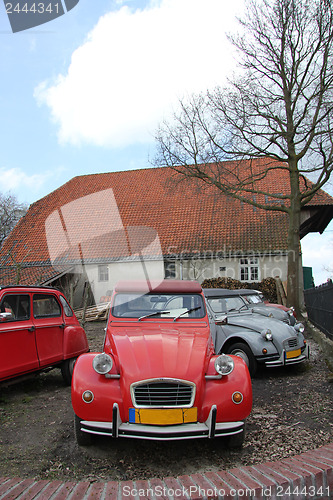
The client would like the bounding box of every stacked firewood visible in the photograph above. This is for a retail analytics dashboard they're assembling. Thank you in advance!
[201,277,279,303]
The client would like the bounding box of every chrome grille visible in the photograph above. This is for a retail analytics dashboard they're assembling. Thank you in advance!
[131,379,195,408]
[285,338,298,349]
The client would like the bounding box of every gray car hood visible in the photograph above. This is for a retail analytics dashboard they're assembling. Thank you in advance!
[251,305,287,321]
[223,312,297,340]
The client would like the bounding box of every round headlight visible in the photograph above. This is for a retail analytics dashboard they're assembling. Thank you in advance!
[295,323,305,333]
[261,329,273,341]
[92,353,113,374]
[214,354,234,375]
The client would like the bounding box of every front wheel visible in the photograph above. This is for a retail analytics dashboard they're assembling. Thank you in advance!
[61,357,76,385]
[226,426,245,448]
[225,342,257,377]
[74,414,93,446]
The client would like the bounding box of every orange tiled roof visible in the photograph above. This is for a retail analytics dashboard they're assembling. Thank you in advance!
[0,159,332,285]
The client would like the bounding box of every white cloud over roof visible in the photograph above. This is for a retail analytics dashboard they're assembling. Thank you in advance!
[35,0,244,148]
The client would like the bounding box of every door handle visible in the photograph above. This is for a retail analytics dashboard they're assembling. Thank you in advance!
[28,326,35,332]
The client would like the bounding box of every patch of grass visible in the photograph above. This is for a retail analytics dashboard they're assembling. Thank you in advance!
[21,396,33,404]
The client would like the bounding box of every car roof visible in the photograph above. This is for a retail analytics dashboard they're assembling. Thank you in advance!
[114,280,202,294]
[203,288,245,297]
[0,285,60,292]
[235,289,261,295]
[203,288,262,297]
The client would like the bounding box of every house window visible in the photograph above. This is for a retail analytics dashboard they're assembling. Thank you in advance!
[240,258,259,282]
[164,261,176,279]
[98,265,109,282]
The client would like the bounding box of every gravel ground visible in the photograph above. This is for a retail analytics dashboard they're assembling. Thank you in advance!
[0,322,332,482]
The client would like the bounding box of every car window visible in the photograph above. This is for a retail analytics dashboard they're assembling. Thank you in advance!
[33,294,61,318]
[0,294,30,321]
[246,294,262,304]
[59,295,73,317]
[112,293,205,319]
[207,297,226,313]
[208,296,246,313]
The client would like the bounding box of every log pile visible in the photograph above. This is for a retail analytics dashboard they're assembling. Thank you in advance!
[201,276,280,303]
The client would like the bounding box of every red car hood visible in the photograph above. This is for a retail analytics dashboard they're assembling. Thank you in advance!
[109,323,211,385]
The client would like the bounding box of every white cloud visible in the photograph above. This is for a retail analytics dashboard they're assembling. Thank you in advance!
[0,166,66,204]
[0,167,46,192]
[35,0,244,148]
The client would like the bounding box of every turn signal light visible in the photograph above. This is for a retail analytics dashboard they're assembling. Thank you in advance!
[232,392,243,404]
[82,390,94,403]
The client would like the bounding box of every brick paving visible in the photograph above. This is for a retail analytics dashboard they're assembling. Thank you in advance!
[0,443,332,499]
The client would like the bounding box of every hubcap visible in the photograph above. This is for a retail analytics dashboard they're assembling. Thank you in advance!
[230,349,250,367]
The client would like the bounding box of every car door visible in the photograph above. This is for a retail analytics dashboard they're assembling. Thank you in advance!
[0,292,39,380]
[32,293,64,366]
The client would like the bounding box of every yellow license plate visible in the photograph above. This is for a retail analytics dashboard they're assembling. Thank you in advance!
[286,348,301,359]
[129,407,197,425]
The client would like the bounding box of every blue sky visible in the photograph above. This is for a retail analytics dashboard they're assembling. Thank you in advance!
[0,0,332,285]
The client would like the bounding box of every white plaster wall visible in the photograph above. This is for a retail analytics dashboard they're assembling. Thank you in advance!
[85,259,165,302]
[173,254,289,283]
[79,253,291,305]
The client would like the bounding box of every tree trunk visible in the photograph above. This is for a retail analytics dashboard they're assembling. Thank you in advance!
[286,168,303,316]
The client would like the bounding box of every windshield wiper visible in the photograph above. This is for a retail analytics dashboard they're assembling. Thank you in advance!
[138,310,170,321]
[173,307,201,322]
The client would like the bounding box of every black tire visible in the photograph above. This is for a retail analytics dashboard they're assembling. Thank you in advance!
[61,358,76,385]
[225,342,257,377]
[226,426,245,449]
[74,414,93,446]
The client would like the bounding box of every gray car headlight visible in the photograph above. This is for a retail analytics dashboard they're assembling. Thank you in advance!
[93,353,113,374]
[294,323,305,333]
[261,329,273,341]
[288,307,295,316]
[215,354,234,375]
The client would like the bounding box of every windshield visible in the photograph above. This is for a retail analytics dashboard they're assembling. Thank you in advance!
[244,294,264,304]
[207,296,248,314]
[112,292,205,319]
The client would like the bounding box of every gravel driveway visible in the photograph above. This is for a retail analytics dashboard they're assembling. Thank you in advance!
[0,322,332,483]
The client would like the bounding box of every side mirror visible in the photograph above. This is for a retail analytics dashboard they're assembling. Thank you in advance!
[215,315,228,325]
[0,312,14,322]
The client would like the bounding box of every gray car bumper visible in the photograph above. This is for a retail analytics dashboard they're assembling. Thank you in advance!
[264,344,310,368]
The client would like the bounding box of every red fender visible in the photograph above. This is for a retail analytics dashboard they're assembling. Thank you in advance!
[63,325,89,360]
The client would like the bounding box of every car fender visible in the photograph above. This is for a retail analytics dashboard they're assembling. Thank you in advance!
[63,325,89,360]
[201,355,252,422]
[216,328,278,357]
[71,352,123,421]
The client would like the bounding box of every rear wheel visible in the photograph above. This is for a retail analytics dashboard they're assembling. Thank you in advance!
[74,414,93,446]
[225,342,257,376]
[61,358,76,385]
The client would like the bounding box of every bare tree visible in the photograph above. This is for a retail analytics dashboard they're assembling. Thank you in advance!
[154,0,333,315]
[0,193,27,248]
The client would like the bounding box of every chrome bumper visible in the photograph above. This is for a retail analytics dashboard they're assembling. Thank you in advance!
[265,344,310,368]
[78,404,245,441]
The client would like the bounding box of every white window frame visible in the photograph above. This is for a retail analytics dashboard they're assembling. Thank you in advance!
[240,257,259,282]
[98,264,109,282]
[164,260,176,279]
